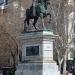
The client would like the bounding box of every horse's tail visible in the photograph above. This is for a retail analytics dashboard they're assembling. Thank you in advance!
[26,9,30,17]
[24,19,26,23]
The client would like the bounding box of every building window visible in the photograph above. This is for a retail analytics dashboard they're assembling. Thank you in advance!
[26,46,39,56]
[0,0,8,5]
[0,0,4,5]
[0,0,8,12]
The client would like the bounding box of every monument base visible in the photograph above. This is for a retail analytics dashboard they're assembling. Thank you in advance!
[15,62,60,75]
[15,30,60,75]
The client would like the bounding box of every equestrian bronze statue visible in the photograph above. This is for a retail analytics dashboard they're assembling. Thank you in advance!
[24,0,51,31]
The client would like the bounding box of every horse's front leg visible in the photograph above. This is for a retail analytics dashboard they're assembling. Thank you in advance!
[33,17,38,30]
[24,19,28,31]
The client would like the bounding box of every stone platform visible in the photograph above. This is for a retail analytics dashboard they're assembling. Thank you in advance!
[15,62,60,75]
[15,30,60,75]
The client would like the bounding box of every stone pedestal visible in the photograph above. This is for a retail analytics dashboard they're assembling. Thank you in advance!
[15,30,60,75]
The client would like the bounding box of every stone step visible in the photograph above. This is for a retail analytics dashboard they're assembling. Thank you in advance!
[15,70,60,75]
[16,62,60,75]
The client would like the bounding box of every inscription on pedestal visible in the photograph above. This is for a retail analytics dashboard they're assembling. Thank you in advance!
[26,46,39,56]
[22,44,41,62]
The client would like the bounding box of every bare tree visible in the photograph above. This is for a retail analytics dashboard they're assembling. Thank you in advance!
[49,0,69,75]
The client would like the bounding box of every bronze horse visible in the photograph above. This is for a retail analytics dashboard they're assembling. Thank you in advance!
[24,0,51,30]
